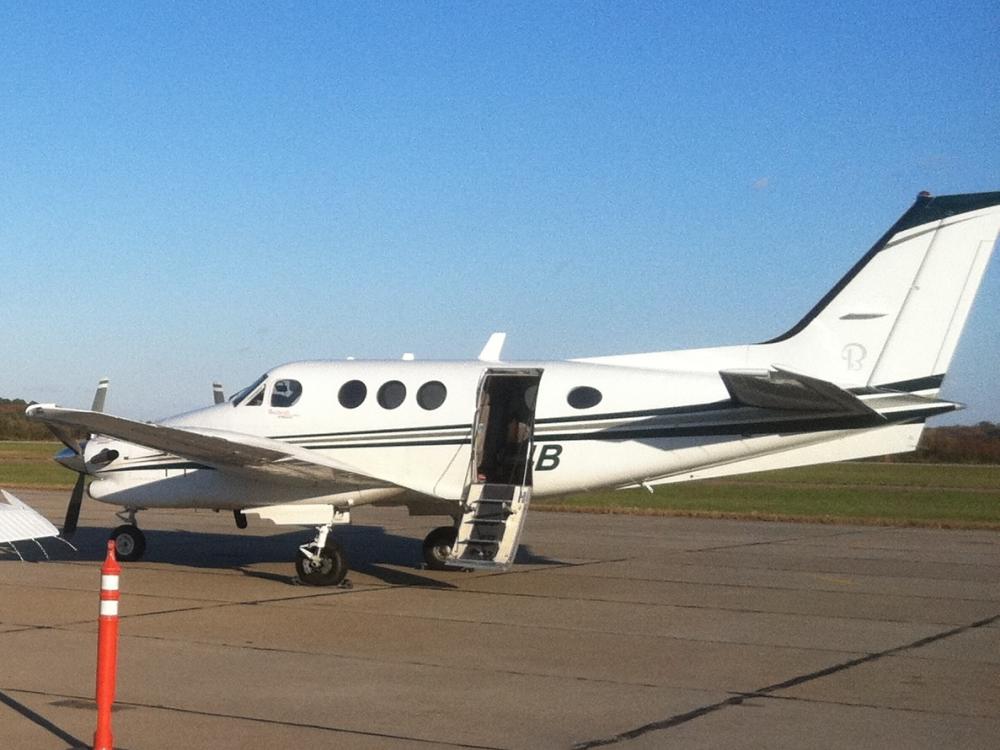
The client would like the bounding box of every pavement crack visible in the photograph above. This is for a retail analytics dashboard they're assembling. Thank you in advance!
[694,529,866,552]
[571,612,1000,748]
[762,691,999,721]
[2,686,507,750]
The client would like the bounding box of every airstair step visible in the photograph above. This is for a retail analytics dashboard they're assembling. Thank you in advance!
[450,482,532,571]
[481,484,516,500]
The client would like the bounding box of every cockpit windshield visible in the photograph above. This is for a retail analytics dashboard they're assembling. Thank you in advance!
[229,374,268,407]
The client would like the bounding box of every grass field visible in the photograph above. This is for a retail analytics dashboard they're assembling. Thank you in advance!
[0,441,75,488]
[534,462,1000,528]
[2,441,998,528]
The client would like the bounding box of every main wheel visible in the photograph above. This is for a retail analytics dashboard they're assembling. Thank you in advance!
[110,524,146,562]
[422,526,458,570]
[295,540,348,586]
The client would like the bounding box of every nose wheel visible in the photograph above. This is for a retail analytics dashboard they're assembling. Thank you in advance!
[296,524,349,586]
[110,524,146,562]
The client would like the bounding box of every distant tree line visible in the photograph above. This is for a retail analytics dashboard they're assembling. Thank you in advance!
[0,398,54,440]
[2,395,999,463]
[899,422,1000,464]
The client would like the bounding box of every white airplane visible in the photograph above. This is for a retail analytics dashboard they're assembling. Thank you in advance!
[27,190,1000,585]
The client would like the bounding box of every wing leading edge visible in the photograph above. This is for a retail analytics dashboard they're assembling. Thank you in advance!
[25,404,398,490]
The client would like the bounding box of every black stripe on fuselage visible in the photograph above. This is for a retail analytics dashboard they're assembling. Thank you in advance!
[268,400,739,446]
[539,405,951,443]
[848,374,945,395]
[97,461,214,474]
[296,404,952,451]
[305,438,473,450]
[271,423,471,440]
[534,400,736,425]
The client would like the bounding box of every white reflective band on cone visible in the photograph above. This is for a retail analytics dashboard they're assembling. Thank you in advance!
[101,575,120,591]
[99,600,119,617]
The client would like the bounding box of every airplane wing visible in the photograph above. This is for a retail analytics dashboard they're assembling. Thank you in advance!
[0,490,60,544]
[25,404,398,490]
[718,367,884,417]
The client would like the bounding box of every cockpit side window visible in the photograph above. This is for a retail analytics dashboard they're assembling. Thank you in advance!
[230,374,268,407]
[271,379,303,408]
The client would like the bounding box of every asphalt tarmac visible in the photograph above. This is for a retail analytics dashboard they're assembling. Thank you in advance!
[1,489,998,749]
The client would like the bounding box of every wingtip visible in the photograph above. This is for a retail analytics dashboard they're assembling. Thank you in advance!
[24,403,56,418]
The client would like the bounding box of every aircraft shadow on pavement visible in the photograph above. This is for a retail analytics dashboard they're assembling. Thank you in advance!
[1,523,566,586]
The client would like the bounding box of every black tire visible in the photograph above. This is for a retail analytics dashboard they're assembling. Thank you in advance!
[422,526,458,570]
[295,540,348,586]
[110,524,146,562]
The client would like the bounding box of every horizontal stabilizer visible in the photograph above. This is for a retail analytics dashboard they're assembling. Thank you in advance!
[719,367,882,417]
[0,490,60,544]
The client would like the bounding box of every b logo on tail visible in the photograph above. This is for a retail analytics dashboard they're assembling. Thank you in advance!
[842,343,867,371]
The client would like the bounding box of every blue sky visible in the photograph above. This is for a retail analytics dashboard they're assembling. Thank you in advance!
[2,1,998,422]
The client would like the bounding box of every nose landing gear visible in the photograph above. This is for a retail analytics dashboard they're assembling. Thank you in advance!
[296,524,348,586]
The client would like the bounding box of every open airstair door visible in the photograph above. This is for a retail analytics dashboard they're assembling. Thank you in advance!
[448,368,543,570]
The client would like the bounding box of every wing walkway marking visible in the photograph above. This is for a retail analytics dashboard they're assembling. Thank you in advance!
[571,612,1000,749]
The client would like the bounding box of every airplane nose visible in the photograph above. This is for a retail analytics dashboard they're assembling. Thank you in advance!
[55,447,87,474]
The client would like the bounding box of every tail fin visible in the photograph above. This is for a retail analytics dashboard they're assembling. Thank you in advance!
[762,191,1000,390]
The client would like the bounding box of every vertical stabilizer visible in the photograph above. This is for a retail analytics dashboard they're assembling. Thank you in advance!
[762,192,1000,389]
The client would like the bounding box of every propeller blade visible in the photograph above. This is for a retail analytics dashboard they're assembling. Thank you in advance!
[44,424,88,456]
[55,446,86,473]
[62,473,86,538]
[91,378,109,413]
[213,382,225,404]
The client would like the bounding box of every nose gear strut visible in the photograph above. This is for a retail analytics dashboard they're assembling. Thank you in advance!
[296,523,348,586]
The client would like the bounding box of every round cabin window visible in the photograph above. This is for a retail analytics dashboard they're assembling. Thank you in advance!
[567,386,602,409]
[377,380,407,409]
[417,381,447,410]
[338,380,367,409]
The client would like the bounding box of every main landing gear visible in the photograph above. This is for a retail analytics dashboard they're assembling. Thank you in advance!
[110,509,146,562]
[296,524,349,586]
[294,523,460,585]
[100,510,461,584]
[422,526,458,570]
